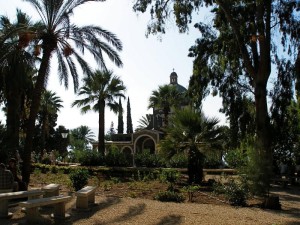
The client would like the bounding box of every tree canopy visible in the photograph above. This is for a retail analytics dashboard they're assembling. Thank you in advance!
[133,0,300,192]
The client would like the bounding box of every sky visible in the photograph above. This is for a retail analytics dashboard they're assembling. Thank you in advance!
[0,0,226,135]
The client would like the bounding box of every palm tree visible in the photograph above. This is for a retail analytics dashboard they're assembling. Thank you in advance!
[136,114,152,131]
[70,125,95,149]
[0,10,35,161]
[17,0,123,184]
[160,107,223,184]
[72,70,126,155]
[37,90,63,152]
[148,85,183,127]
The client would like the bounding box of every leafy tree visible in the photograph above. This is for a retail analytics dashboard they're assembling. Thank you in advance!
[35,90,63,154]
[51,125,69,160]
[270,62,300,167]
[72,70,126,155]
[133,0,300,192]
[148,85,184,127]
[126,97,133,134]
[160,107,223,183]
[117,98,124,134]
[12,0,123,184]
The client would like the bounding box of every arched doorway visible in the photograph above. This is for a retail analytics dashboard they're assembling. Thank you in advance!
[134,135,156,154]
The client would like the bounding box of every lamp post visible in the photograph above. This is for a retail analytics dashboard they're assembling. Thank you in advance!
[60,129,69,163]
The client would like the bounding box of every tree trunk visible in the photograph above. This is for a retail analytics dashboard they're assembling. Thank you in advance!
[254,78,272,188]
[22,50,52,185]
[4,88,21,161]
[188,145,203,184]
[98,100,105,155]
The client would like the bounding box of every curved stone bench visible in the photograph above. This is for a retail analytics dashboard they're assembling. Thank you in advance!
[0,189,44,218]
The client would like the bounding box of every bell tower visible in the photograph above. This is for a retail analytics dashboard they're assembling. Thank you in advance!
[170,69,178,85]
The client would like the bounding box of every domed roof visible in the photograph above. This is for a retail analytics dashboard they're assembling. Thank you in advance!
[171,83,187,93]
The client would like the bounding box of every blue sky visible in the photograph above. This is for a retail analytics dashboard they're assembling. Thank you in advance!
[0,0,226,135]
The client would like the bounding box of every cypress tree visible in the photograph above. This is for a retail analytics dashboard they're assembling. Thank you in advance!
[117,98,124,134]
[127,97,133,134]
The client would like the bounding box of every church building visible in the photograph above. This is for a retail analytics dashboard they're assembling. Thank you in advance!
[92,71,187,163]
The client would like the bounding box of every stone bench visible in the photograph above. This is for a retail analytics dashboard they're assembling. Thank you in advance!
[271,176,290,188]
[0,189,44,218]
[42,183,61,197]
[0,189,13,194]
[19,195,72,223]
[75,186,97,210]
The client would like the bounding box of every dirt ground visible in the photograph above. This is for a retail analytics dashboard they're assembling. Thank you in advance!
[1,173,300,225]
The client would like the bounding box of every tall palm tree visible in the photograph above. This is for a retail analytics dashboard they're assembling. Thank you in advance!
[72,70,126,155]
[160,107,224,184]
[0,10,35,161]
[37,90,63,152]
[17,0,123,184]
[148,85,183,127]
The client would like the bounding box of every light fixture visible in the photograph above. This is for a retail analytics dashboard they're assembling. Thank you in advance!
[61,130,69,138]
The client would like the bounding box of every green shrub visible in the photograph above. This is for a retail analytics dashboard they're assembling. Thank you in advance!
[105,146,130,167]
[213,179,249,206]
[159,169,180,184]
[159,169,181,191]
[135,149,161,167]
[224,149,247,168]
[41,156,51,165]
[68,149,85,163]
[69,169,89,191]
[33,168,41,176]
[181,185,201,202]
[50,166,58,174]
[167,153,188,168]
[154,190,185,203]
[138,170,156,181]
[225,180,249,206]
[80,150,104,166]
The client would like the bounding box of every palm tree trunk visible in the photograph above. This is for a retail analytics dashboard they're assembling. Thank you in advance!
[22,50,52,185]
[5,88,21,160]
[98,100,105,155]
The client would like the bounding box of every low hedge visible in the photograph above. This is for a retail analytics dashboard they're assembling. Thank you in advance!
[31,163,187,180]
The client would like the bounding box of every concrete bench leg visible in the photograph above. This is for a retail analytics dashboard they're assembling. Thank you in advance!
[0,200,12,218]
[52,202,70,220]
[43,191,59,208]
[76,196,88,209]
[26,207,40,223]
[22,195,42,213]
[88,193,95,205]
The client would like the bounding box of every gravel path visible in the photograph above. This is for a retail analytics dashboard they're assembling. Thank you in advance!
[1,186,300,225]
